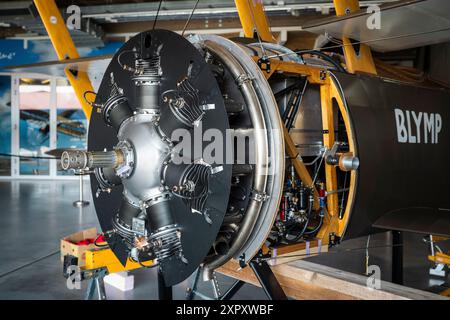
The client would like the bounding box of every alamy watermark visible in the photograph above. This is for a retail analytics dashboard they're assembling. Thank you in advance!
[63,4,381,33]
[66,265,82,290]
[366,4,381,30]
[66,5,81,30]
[168,121,282,172]
[366,265,381,290]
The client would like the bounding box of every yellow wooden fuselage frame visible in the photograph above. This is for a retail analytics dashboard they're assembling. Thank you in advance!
[257,58,358,251]
[238,0,371,252]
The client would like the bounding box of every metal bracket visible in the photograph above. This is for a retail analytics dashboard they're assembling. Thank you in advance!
[186,252,287,300]
[201,103,216,111]
[257,56,271,73]
[228,252,287,300]
[85,268,108,300]
[430,263,446,277]
[249,256,287,300]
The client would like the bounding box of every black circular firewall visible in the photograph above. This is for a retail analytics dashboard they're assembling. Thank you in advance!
[88,29,232,286]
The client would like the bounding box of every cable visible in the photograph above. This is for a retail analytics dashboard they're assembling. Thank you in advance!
[274,79,303,99]
[365,235,371,275]
[129,254,159,269]
[0,250,60,279]
[266,27,450,60]
[181,0,200,37]
[246,0,267,57]
[286,79,308,130]
[281,86,299,122]
[283,192,314,243]
[0,153,55,160]
[311,152,325,186]
[325,32,343,46]
[265,243,405,262]
[422,236,443,254]
[298,49,346,73]
[83,90,101,108]
[283,219,309,244]
[152,0,163,30]
[94,234,109,248]
[304,216,323,235]
[339,171,348,219]
[117,49,137,72]
[302,151,324,166]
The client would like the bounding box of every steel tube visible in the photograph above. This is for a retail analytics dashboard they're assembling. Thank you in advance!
[61,150,123,170]
[201,40,269,280]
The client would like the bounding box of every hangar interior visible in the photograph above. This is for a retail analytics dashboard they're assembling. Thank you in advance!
[0,0,450,300]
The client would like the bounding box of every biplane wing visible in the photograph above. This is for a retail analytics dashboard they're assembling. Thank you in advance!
[3,55,112,81]
[302,0,450,52]
[373,207,450,238]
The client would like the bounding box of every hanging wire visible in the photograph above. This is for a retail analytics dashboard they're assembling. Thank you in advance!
[264,243,404,262]
[83,90,101,108]
[128,254,159,269]
[181,0,200,37]
[339,171,348,219]
[266,27,450,60]
[152,0,164,30]
[246,0,267,57]
[0,153,55,160]
[311,151,325,186]
[365,235,371,275]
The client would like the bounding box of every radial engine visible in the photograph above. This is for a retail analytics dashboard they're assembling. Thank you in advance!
[62,29,450,286]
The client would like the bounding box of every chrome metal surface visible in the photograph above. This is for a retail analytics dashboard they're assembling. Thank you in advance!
[190,34,285,278]
[117,113,170,205]
[197,39,268,280]
[340,155,360,171]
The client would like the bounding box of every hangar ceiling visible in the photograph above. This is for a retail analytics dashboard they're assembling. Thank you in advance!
[0,0,397,49]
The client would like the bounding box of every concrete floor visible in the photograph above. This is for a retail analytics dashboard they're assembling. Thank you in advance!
[0,180,448,300]
[0,180,266,300]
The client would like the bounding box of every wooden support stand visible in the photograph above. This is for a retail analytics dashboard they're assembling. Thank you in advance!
[216,259,446,300]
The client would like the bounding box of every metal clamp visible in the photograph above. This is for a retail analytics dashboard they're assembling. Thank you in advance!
[251,190,269,202]
[235,73,253,87]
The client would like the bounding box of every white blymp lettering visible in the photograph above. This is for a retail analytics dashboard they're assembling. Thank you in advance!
[394,108,407,143]
[435,113,442,144]
[396,109,442,145]
[411,111,423,143]
[423,112,435,144]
